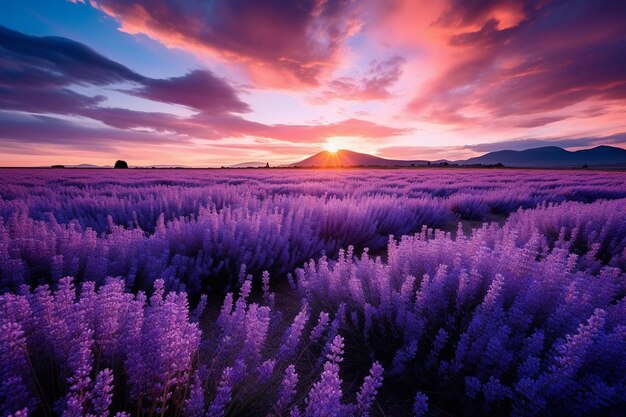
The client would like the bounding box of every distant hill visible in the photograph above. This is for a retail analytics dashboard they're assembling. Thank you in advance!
[43,164,193,168]
[460,145,626,168]
[73,163,107,168]
[229,161,268,168]
[290,149,428,167]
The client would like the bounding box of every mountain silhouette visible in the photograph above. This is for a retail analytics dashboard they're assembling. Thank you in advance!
[229,161,268,168]
[290,149,428,167]
[460,145,626,167]
[288,146,626,168]
[50,145,626,169]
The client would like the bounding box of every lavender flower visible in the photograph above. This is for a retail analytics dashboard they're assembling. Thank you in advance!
[309,311,330,344]
[354,361,384,417]
[279,305,310,360]
[90,368,114,417]
[183,370,205,417]
[273,364,299,416]
[413,392,429,417]
[305,336,345,417]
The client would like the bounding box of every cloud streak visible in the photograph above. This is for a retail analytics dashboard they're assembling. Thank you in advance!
[313,56,405,102]
[463,132,626,153]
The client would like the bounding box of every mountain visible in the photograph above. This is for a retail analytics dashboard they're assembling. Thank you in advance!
[290,149,428,167]
[53,145,625,170]
[71,163,107,168]
[47,164,113,168]
[229,161,268,168]
[460,145,626,168]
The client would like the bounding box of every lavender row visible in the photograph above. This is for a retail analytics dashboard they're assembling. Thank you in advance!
[2,217,624,416]
[3,194,625,297]
[3,195,625,294]
[1,168,625,416]
[1,276,382,417]
[2,169,626,293]
[0,194,450,293]
[2,169,625,233]
[293,224,626,416]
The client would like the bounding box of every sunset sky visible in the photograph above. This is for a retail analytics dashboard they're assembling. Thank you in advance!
[1,0,625,167]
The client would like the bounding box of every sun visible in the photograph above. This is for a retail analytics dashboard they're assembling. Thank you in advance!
[324,142,339,153]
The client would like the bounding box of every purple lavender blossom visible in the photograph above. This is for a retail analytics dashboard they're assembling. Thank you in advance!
[354,361,384,417]
[413,392,428,417]
[273,364,299,416]
[0,169,625,417]
[305,336,345,417]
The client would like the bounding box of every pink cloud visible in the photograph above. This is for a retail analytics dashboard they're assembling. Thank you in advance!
[312,56,405,102]
[0,26,408,160]
[401,0,626,128]
[90,0,363,87]
[228,117,411,143]
[5,1,626,166]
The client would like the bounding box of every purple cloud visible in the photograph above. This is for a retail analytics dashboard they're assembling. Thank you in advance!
[130,70,250,113]
[408,0,626,126]
[81,108,410,143]
[0,26,249,115]
[0,25,143,87]
[90,0,361,86]
[314,56,405,102]
[0,88,105,115]
[0,112,174,153]
[0,26,408,151]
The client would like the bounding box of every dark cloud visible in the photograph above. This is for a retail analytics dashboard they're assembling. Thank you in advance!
[409,0,626,126]
[448,18,507,47]
[0,25,249,114]
[91,0,361,86]
[0,25,143,87]
[130,70,250,113]
[436,0,532,28]
[79,107,188,133]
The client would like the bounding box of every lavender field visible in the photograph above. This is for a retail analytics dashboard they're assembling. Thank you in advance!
[1,168,625,417]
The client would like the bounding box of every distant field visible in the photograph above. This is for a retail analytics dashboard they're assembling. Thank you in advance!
[1,168,625,417]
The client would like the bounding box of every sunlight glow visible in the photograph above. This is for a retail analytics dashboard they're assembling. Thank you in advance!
[324,142,339,153]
